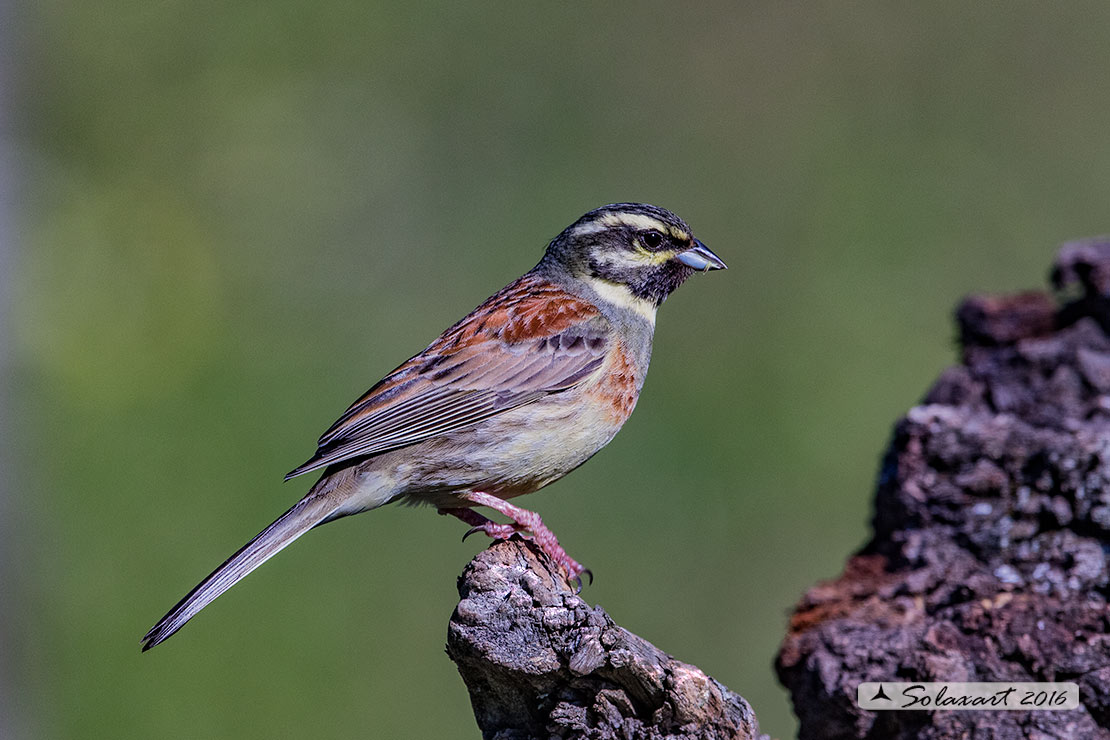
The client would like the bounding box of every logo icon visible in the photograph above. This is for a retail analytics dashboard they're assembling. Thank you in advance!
[870,685,891,702]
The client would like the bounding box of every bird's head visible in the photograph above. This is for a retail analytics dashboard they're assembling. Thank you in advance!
[540,203,726,318]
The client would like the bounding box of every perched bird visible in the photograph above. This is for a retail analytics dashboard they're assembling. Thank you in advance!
[141,203,725,651]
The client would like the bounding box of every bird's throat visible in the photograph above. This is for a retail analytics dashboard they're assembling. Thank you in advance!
[581,276,658,326]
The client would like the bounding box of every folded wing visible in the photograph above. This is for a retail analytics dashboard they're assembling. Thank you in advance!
[286,276,610,479]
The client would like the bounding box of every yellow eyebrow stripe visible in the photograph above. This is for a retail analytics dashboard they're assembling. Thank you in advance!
[570,209,690,244]
[599,212,668,231]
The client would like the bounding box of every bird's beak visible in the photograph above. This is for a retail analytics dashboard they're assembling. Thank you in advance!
[675,240,727,271]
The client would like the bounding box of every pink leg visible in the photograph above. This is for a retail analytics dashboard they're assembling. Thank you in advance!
[437,506,520,539]
[454,491,590,589]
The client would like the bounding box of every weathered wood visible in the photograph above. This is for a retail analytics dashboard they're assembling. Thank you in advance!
[448,539,766,740]
[776,239,1110,739]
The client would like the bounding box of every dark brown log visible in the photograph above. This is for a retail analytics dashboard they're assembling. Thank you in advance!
[448,538,767,740]
[776,240,1110,739]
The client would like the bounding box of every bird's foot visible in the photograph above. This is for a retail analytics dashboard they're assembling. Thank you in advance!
[439,507,523,541]
[462,520,523,541]
[507,507,592,592]
[453,492,592,593]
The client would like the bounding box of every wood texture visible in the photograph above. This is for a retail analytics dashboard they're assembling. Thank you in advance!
[448,539,766,740]
[777,239,1110,739]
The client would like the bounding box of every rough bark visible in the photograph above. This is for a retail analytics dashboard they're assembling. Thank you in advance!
[776,238,1110,739]
[448,538,766,740]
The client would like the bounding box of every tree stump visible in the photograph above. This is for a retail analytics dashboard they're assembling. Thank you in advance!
[448,538,766,740]
[776,239,1110,739]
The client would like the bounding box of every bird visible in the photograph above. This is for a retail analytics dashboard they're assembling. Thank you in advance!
[141,202,726,651]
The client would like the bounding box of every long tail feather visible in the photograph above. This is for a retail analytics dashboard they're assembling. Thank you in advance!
[141,493,342,651]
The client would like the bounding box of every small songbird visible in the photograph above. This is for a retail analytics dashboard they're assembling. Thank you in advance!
[142,203,725,650]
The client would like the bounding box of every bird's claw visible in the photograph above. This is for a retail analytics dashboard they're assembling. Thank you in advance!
[569,567,593,595]
[461,520,522,542]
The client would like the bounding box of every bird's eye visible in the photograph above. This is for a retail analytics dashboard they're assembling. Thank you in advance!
[641,230,664,250]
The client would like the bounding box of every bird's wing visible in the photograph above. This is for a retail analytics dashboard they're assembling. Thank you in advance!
[285,274,611,479]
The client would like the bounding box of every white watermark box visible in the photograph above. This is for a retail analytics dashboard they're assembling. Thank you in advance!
[857,682,1079,711]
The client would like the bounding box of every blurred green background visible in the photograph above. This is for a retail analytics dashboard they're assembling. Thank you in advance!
[6,2,1110,738]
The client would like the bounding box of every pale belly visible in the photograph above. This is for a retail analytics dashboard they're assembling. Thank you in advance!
[346,387,633,510]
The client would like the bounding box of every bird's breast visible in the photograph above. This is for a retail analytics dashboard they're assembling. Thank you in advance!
[383,339,650,505]
[583,338,644,426]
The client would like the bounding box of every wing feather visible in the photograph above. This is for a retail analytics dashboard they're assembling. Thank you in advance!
[285,276,609,480]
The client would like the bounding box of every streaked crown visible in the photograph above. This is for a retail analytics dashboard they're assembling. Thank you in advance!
[539,203,725,308]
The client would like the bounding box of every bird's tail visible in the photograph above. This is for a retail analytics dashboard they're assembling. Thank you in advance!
[141,490,344,651]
